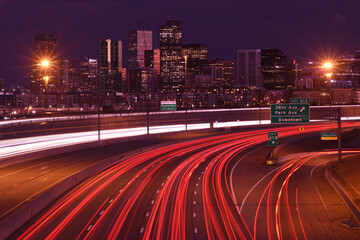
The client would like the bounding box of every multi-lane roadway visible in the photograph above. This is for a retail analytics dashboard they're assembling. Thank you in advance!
[7,122,360,239]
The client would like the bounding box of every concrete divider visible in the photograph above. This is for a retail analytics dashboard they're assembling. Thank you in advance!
[0,132,172,169]
[0,152,125,239]
[324,164,360,225]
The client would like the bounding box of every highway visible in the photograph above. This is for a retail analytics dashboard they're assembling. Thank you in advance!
[0,137,169,220]
[9,122,360,239]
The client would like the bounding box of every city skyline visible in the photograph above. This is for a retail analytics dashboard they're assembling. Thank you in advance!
[0,0,358,88]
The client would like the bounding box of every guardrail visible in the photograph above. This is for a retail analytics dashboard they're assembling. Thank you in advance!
[1,105,359,128]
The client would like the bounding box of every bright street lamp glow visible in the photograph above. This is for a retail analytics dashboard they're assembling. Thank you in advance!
[323,62,332,69]
[41,60,50,67]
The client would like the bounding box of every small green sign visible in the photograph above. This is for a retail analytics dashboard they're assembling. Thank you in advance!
[268,132,278,146]
[321,132,338,140]
[161,101,177,111]
[290,98,310,104]
[271,104,310,123]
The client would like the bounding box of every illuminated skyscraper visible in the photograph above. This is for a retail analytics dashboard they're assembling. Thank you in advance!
[182,43,208,75]
[145,49,160,74]
[58,59,76,92]
[0,78,4,92]
[203,58,235,87]
[80,57,98,93]
[99,39,123,93]
[159,19,185,93]
[237,49,262,88]
[261,49,288,90]
[30,32,58,93]
[128,29,153,70]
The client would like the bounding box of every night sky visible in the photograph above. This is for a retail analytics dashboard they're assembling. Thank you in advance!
[0,0,358,88]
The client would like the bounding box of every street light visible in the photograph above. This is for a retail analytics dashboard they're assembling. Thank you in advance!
[40,59,51,109]
[41,60,50,68]
[323,62,333,89]
[323,62,332,69]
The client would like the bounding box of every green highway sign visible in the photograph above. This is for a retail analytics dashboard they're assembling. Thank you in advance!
[271,104,310,123]
[161,101,177,111]
[321,132,338,140]
[290,98,309,104]
[268,132,278,146]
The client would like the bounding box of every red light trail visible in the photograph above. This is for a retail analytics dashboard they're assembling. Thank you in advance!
[15,122,360,239]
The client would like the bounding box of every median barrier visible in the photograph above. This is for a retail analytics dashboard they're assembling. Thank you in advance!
[0,151,129,239]
[324,163,360,225]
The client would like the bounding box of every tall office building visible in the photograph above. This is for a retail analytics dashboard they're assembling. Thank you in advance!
[0,78,4,92]
[129,68,155,93]
[99,39,123,93]
[204,58,235,87]
[30,32,58,93]
[182,43,208,75]
[80,57,98,93]
[145,49,160,74]
[237,49,262,88]
[261,49,288,90]
[58,59,76,92]
[159,19,185,92]
[128,29,153,70]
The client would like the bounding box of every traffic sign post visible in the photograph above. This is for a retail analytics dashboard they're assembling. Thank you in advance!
[161,101,177,111]
[268,132,278,146]
[321,132,338,140]
[271,104,310,123]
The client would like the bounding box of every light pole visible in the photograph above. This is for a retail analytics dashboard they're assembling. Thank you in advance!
[184,55,188,132]
[323,62,333,89]
[337,107,342,163]
[41,60,50,109]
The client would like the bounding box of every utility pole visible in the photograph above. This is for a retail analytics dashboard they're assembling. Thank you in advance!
[96,37,101,143]
[337,107,342,163]
[259,104,262,125]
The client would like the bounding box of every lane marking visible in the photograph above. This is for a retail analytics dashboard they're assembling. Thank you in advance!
[193,213,196,217]
[87,225,93,231]
[194,228,198,233]
[311,161,331,215]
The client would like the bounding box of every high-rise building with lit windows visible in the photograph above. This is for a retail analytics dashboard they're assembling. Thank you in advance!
[80,57,98,93]
[145,49,160,74]
[261,49,288,90]
[159,19,185,93]
[182,43,208,75]
[99,39,123,93]
[30,32,58,93]
[237,49,262,88]
[128,29,153,70]
[203,58,235,87]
